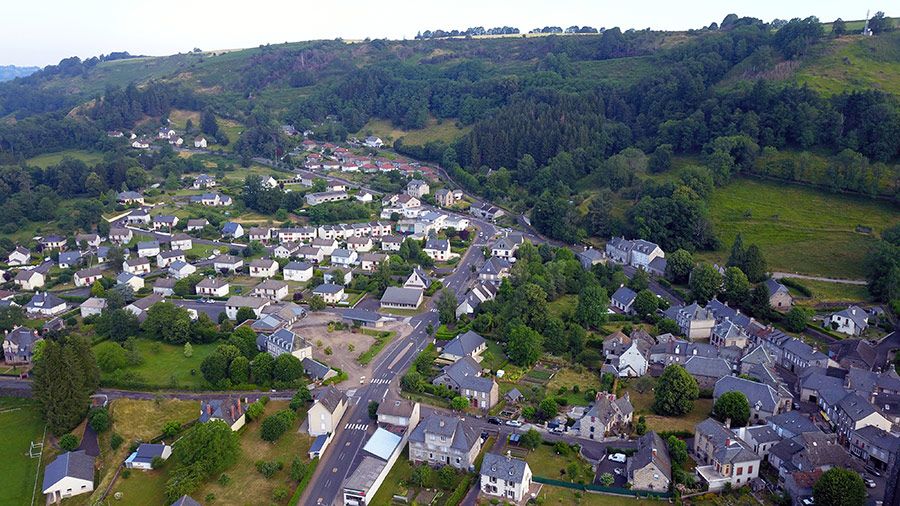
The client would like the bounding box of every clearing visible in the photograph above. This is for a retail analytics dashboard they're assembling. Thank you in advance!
[703,177,899,279]
[96,339,219,389]
[355,117,470,146]
[794,32,900,97]
[537,486,658,506]
[25,150,105,168]
[623,377,714,433]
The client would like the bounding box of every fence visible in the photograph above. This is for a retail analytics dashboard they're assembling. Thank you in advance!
[532,476,672,499]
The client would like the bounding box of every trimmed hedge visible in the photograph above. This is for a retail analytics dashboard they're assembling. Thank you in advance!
[780,278,812,297]
[444,474,473,506]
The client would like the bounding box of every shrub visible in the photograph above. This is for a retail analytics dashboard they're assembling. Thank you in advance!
[260,410,296,442]
[151,456,165,469]
[245,401,265,421]
[89,408,111,433]
[289,388,312,411]
[161,421,181,438]
[255,459,284,479]
[110,433,124,450]
[273,486,289,501]
[290,457,307,482]
[58,434,79,451]
[218,473,231,486]
[122,469,131,479]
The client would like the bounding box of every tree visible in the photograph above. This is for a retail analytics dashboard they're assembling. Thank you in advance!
[813,467,867,506]
[665,249,694,284]
[832,18,846,35]
[784,307,811,332]
[538,398,559,420]
[273,354,303,383]
[506,324,543,367]
[260,409,296,442]
[436,289,458,325]
[162,421,182,438]
[649,144,673,173]
[89,408,111,433]
[200,352,229,385]
[628,268,650,292]
[165,421,238,502]
[689,263,722,304]
[368,401,379,420]
[32,340,92,434]
[667,436,688,466]
[868,11,895,35]
[451,396,469,411]
[635,416,647,435]
[653,364,699,416]
[723,267,751,308]
[58,433,79,451]
[228,326,259,359]
[143,302,192,343]
[632,290,659,318]
[290,388,312,410]
[307,295,326,311]
[235,307,256,324]
[94,342,127,372]
[290,457,308,482]
[401,371,424,393]
[183,343,193,358]
[742,245,767,282]
[251,353,275,384]
[229,356,250,384]
[713,391,751,427]
[520,429,542,450]
[245,402,264,421]
[599,472,614,486]
[864,240,900,303]
[575,284,608,329]
[90,280,106,298]
[749,284,773,319]
[200,107,220,138]
[727,234,745,269]
[410,465,431,486]
[94,308,140,342]
[585,189,614,237]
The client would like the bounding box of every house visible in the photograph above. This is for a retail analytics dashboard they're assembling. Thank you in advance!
[253,279,290,301]
[710,319,750,349]
[42,451,95,502]
[409,415,482,470]
[364,135,383,148]
[264,328,312,360]
[221,222,244,239]
[74,267,103,288]
[664,303,716,340]
[303,357,338,382]
[125,443,172,470]
[213,254,244,273]
[603,334,651,377]
[39,235,66,251]
[346,236,373,252]
[307,386,348,436]
[312,284,345,305]
[781,338,829,372]
[490,235,523,259]
[126,208,151,225]
[381,235,403,251]
[380,287,423,310]
[199,397,247,431]
[311,238,339,255]
[168,261,196,280]
[377,396,421,428]
[480,453,533,502]
[611,286,637,314]
[125,293,162,319]
[273,242,299,259]
[330,249,358,267]
[434,189,456,208]
[137,241,160,258]
[355,190,374,202]
[8,246,30,266]
[123,257,151,275]
[248,227,273,243]
[117,191,145,205]
[25,292,67,317]
[783,469,822,505]
[153,278,176,296]
[479,257,511,282]
[404,267,432,290]
[433,357,499,410]
[117,272,145,292]
[359,253,387,272]
[470,203,505,222]
[260,176,278,189]
[714,376,792,423]
[848,425,900,472]
[579,392,634,439]
[193,136,208,148]
[765,279,793,311]
[131,139,150,149]
[58,251,83,269]
[76,234,101,248]
[406,179,430,198]
[306,191,349,206]
[832,392,892,441]
[628,432,672,492]
[829,339,879,370]
[456,282,498,319]
[3,327,41,364]
[683,356,732,389]
[283,262,313,282]
[732,424,782,458]
[424,239,452,261]
[826,306,868,336]
[192,278,228,298]
[186,219,209,231]
[109,227,133,244]
[151,215,179,230]
[648,257,668,277]
[169,234,193,251]
[297,246,325,263]
[192,174,216,190]
[190,193,233,207]
[439,331,487,363]
[693,418,761,491]
[14,269,45,290]
[156,250,186,268]
[605,237,665,269]
[225,296,270,320]
[576,248,605,269]
[249,258,278,278]
[325,266,352,285]
[79,297,107,318]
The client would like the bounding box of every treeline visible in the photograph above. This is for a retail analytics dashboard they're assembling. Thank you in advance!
[416,26,521,39]
[89,81,204,130]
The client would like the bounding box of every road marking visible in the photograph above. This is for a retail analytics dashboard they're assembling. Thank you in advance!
[370,378,391,385]
[344,423,368,431]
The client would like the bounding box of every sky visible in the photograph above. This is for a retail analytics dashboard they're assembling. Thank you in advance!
[0,0,892,66]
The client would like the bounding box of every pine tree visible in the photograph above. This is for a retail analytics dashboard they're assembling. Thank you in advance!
[727,234,745,268]
[33,340,90,434]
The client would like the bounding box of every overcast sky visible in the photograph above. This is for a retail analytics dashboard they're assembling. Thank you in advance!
[0,0,891,66]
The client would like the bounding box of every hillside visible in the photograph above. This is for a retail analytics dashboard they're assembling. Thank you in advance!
[0,65,38,82]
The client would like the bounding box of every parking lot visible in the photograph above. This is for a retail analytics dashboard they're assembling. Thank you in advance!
[594,453,629,488]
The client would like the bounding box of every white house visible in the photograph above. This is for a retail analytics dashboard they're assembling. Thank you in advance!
[213,255,244,273]
[331,249,358,267]
[80,297,107,318]
[73,267,104,288]
[156,250,186,268]
[283,262,313,282]
[307,386,347,436]
[15,270,45,291]
[169,234,193,251]
[312,284,345,304]
[123,257,151,275]
[406,179,430,198]
[480,453,533,502]
[225,296,270,320]
[8,246,30,266]
[364,136,384,148]
[117,272,145,292]
[826,306,869,336]
[42,451,95,502]
[249,258,279,278]
[125,443,172,470]
[253,279,290,301]
[168,261,196,280]
[424,239,452,262]
[25,292,67,317]
[222,222,244,239]
[137,241,161,258]
[196,278,230,297]
[193,137,208,149]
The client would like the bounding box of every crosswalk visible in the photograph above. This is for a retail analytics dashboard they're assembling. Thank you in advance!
[345,423,368,431]
[370,378,391,385]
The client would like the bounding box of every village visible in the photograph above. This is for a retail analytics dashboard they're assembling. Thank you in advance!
[1,123,896,506]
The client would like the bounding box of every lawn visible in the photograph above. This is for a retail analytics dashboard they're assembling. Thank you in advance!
[25,149,105,168]
[108,466,169,506]
[0,398,46,506]
[548,295,578,319]
[368,447,469,506]
[196,401,314,505]
[703,177,900,279]
[784,278,872,306]
[624,377,714,433]
[97,339,219,389]
[547,368,603,406]
[357,329,397,365]
[524,443,594,483]
[537,486,659,506]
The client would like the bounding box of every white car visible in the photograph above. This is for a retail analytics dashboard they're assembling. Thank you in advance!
[505,419,522,427]
[608,453,627,463]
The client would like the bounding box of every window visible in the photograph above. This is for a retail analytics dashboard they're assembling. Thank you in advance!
[736,467,743,475]
[748,465,753,474]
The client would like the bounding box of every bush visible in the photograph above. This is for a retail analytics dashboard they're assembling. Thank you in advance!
[245,401,265,421]
[290,457,308,482]
[255,459,283,479]
[273,486,289,502]
[89,407,111,433]
[260,410,296,442]
[151,456,165,469]
[289,388,312,411]
[58,434,79,451]
[110,432,124,450]
[161,421,181,438]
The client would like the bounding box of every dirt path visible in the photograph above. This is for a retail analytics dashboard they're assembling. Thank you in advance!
[771,272,867,285]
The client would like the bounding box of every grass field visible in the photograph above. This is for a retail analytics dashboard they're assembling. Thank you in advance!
[25,150,105,168]
[548,295,578,319]
[547,368,603,406]
[794,32,900,97]
[355,117,470,146]
[525,443,594,483]
[537,486,659,506]
[784,278,872,305]
[624,378,714,433]
[98,339,219,389]
[0,398,45,506]
[703,178,899,279]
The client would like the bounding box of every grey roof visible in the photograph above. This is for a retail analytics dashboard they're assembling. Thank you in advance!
[137,241,159,250]
[199,397,245,425]
[611,286,637,307]
[767,410,819,437]
[741,346,772,366]
[714,376,784,413]
[155,277,176,289]
[578,248,605,262]
[222,222,242,234]
[313,386,346,414]
[831,306,869,330]
[158,250,185,260]
[506,388,522,401]
[819,385,851,407]
[331,248,354,259]
[284,261,313,272]
[26,292,66,310]
[838,392,880,422]
[408,414,480,452]
[302,358,333,380]
[783,339,828,362]
[439,356,494,393]
[249,258,277,268]
[59,251,82,265]
[442,330,485,358]
[267,328,308,352]
[313,283,344,295]
[425,239,449,251]
[408,267,432,287]
[479,257,510,275]
[255,279,288,291]
[800,370,845,395]
[745,425,782,444]
[853,426,900,453]
[684,356,732,379]
[196,277,228,289]
[628,432,671,481]
[343,456,387,493]
[648,256,667,272]
[341,308,386,323]
[171,496,202,506]
[481,453,529,483]
[769,437,804,463]
[213,254,242,265]
[381,286,422,306]
[43,451,94,490]
[131,443,168,464]
[696,417,733,447]
[765,279,789,296]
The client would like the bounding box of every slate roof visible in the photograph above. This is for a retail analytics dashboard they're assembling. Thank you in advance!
[745,425,782,444]
[302,358,333,380]
[43,451,94,491]
[199,397,245,425]
[629,432,671,480]
[838,392,880,422]
[408,415,480,452]
[684,356,732,378]
[381,286,422,305]
[442,330,485,358]
[170,496,202,506]
[714,376,784,413]
[130,443,168,465]
[26,292,66,310]
[267,328,308,352]
[765,279,789,297]
[481,453,530,483]
[831,305,868,330]
[611,286,637,307]
[695,417,733,446]
[829,339,878,369]
[479,257,510,276]
[439,356,494,393]
[284,261,313,272]
[425,239,449,251]
[783,339,828,362]
[767,410,819,436]
[313,386,345,414]
[313,283,344,295]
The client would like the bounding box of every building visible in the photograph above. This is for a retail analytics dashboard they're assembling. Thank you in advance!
[306,191,349,206]
[404,267,432,290]
[765,279,793,311]
[480,453,534,502]
[7,246,30,265]
[610,286,637,314]
[264,328,312,360]
[693,418,761,491]
[298,246,325,263]
[312,284,345,305]
[117,272,145,292]
[331,249,358,267]
[3,327,41,364]
[470,203,505,222]
[192,174,215,189]
[439,331,487,363]
[628,432,672,492]
[710,319,750,349]
[848,425,900,472]
[380,287,423,310]
[73,267,103,288]
[196,278,230,298]
[283,262,313,282]
[125,443,172,470]
[359,253,387,272]
[225,296,270,320]
[832,392,892,441]
[683,356,732,389]
[578,392,634,439]
[406,179,430,198]
[576,248,606,269]
[249,258,278,278]
[137,241,160,258]
[781,339,829,372]
[253,279,290,301]
[199,397,247,431]
[151,215,178,230]
[364,136,384,148]
[25,292,67,317]
[169,234,193,251]
[433,357,499,410]
[602,332,651,377]
[222,222,244,239]
[732,425,782,458]
[435,188,456,207]
[117,191,145,205]
[664,303,716,340]
[213,254,244,273]
[826,306,868,336]
[79,297,107,318]
[767,410,820,439]
[58,251,83,270]
[15,269,45,291]
[186,219,209,231]
[123,257,151,275]
[409,415,482,470]
[423,239,452,262]
[42,451,95,502]
[713,376,792,423]
[346,236,373,252]
[308,386,348,436]
[153,278,176,296]
[156,250,186,268]
[168,261,196,280]
[109,227,133,244]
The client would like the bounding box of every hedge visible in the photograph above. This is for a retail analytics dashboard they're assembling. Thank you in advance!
[780,278,812,297]
[288,457,319,505]
[444,474,473,505]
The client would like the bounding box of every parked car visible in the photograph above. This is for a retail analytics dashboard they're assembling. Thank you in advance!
[865,478,877,488]
[488,417,501,425]
[505,419,522,428]
[801,498,815,506]
[608,453,626,463]
[867,467,882,477]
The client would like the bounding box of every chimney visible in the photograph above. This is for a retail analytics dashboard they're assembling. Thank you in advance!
[652,448,657,457]
[725,438,732,446]
[724,418,732,429]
